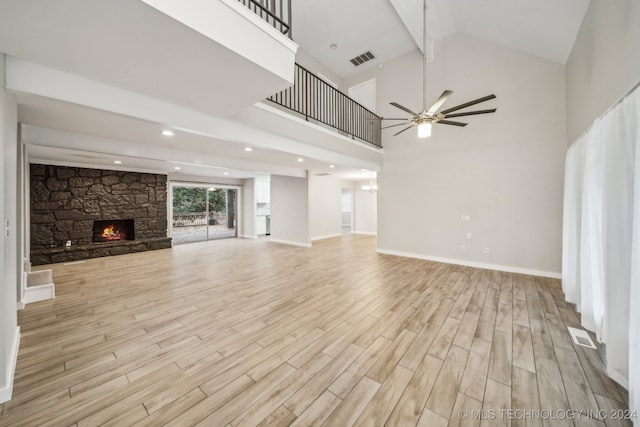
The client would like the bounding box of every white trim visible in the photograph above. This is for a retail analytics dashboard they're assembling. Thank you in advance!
[607,367,629,390]
[376,248,561,279]
[24,284,56,304]
[240,234,258,239]
[268,238,312,248]
[311,233,343,242]
[0,327,21,403]
[17,302,25,310]
[352,231,377,236]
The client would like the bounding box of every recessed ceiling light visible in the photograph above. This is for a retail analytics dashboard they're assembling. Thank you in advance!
[173,166,181,170]
[161,130,174,137]
[113,160,122,164]
[329,165,335,168]
[244,147,253,152]
[223,172,229,175]
[297,158,304,162]
[330,43,338,50]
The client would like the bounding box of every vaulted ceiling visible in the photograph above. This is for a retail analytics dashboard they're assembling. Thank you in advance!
[293,0,590,78]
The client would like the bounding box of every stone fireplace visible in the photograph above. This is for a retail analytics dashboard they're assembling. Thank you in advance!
[30,164,172,265]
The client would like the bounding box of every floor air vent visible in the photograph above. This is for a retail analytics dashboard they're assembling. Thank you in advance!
[568,327,597,349]
[350,51,375,67]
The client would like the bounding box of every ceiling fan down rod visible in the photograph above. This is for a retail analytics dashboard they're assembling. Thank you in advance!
[422,0,427,114]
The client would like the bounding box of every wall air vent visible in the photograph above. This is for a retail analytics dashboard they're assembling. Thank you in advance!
[349,51,375,67]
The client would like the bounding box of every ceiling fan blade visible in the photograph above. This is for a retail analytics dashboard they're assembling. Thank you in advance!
[437,120,467,127]
[382,118,411,121]
[390,102,418,117]
[393,126,414,136]
[440,94,496,115]
[382,122,411,130]
[426,90,453,115]
[444,108,496,118]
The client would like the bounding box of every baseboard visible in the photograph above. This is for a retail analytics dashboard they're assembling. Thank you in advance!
[24,283,56,304]
[17,301,25,310]
[311,233,343,242]
[607,367,629,390]
[376,248,561,279]
[268,238,312,248]
[240,234,258,239]
[0,327,21,403]
[352,231,377,236]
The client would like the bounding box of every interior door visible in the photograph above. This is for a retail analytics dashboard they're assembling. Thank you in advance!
[348,79,376,112]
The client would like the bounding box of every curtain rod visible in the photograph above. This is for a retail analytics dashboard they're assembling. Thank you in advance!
[573,76,640,144]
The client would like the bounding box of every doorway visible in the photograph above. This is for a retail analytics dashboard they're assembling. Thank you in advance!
[171,184,238,245]
[348,79,376,112]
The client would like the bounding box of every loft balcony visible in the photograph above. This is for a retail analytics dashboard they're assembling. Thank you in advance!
[267,64,383,148]
[236,0,382,149]
[236,0,292,37]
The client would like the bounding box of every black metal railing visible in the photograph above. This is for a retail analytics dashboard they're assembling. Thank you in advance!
[268,64,383,148]
[236,0,291,37]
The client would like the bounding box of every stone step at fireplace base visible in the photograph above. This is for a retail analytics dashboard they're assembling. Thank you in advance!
[30,237,172,266]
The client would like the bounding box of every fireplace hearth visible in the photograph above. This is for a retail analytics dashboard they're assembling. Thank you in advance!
[93,219,135,242]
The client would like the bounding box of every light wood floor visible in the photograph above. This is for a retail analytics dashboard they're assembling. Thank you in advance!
[1,235,631,426]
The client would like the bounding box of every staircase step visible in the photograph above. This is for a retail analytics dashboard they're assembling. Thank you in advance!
[27,269,53,287]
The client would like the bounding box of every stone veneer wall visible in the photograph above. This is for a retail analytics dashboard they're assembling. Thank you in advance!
[30,164,171,265]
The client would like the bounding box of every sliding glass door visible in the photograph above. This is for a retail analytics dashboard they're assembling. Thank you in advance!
[171,184,238,245]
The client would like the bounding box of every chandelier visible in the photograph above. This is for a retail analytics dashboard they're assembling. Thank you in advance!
[362,177,378,193]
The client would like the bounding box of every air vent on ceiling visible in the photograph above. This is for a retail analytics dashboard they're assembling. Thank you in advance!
[314,173,332,176]
[350,51,375,67]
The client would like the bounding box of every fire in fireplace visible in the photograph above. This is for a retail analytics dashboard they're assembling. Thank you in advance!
[93,219,135,242]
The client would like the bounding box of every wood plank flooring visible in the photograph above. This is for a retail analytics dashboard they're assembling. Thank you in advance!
[0,235,632,426]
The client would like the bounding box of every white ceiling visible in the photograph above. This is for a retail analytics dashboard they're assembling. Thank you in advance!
[293,0,590,78]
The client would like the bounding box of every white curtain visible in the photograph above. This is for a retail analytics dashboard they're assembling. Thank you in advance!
[562,84,640,414]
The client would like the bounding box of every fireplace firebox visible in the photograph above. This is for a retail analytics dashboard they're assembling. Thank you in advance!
[93,219,135,242]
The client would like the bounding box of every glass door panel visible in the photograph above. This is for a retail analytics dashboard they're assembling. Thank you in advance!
[172,186,208,244]
[206,188,237,240]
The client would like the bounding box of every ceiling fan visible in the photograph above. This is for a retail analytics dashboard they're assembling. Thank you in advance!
[383,0,496,138]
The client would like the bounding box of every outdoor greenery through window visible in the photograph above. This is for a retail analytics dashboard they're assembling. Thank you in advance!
[173,187,226,214]
[171,185,237,244]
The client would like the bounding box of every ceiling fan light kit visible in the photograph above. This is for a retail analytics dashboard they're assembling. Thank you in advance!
[383,0,496,139]
[417,120,432,138]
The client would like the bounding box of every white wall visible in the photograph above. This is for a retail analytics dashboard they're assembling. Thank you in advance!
[270,174,310,247]
[1,53,20,403]
[308,174,343,240]
[349,34,566,276]
[242,178,256,238]
[354,182,377,235]
[566,0,640,142]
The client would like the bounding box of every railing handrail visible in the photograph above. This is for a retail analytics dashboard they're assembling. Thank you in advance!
[267,63,383,148]
[236,0,291,37]
[294,63,380,119]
